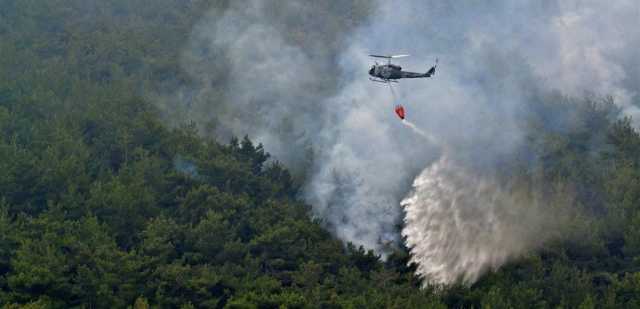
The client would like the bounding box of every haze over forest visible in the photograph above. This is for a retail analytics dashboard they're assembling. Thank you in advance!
[1,1,640,308]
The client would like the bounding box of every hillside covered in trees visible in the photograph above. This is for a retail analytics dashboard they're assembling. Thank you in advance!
[2,1,640,308]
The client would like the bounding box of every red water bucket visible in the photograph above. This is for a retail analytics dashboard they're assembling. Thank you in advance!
[395,105,405,120]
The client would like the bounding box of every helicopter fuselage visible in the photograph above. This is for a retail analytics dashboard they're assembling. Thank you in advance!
[369,64,403,80]
[369,64,433,82]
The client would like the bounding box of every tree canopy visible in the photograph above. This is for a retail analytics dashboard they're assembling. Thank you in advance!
[2,1,640,308]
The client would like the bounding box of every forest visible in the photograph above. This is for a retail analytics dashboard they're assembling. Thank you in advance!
[2,0,640,308]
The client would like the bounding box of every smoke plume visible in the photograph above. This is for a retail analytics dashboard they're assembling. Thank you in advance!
[166,0,640,285]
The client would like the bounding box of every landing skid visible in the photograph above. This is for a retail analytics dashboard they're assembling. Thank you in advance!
[369,77,398,83]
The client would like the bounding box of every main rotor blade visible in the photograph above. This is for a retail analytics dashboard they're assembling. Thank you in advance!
[368,54,411,59]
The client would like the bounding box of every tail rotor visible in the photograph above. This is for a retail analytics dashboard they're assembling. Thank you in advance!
[426,58,438,77]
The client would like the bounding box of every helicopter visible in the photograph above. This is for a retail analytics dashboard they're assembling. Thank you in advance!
[368,54,437,83]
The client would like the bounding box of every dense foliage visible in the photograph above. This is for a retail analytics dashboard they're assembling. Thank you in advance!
[2,1,640,308]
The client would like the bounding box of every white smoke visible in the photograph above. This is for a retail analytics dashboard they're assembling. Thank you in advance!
[168,0,640,285]
[177,1,327,169]
[175,1,435,253]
